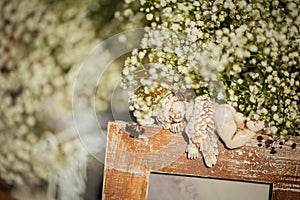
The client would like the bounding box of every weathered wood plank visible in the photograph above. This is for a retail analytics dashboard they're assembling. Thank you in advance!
[102,121,300,200]
[102,169,148,200]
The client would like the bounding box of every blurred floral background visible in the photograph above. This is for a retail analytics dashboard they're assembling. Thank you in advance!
[0,0,142,199]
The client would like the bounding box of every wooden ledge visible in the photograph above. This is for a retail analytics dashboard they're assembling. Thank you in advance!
[102,121,300,200]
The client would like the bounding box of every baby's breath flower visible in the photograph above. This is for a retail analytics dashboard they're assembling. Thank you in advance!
[121,0,300,136]
[0,0,125,188]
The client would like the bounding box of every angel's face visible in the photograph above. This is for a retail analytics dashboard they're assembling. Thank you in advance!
[169,101,185,123]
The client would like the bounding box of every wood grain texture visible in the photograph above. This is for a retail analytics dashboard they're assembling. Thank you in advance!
[102,121,300,200]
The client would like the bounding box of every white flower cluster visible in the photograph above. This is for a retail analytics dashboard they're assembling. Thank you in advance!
[121,0,300,135]
[0,0,120,187]
[121,28,228,124]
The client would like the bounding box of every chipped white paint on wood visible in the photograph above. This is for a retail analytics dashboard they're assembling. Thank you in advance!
[102,121,300,200]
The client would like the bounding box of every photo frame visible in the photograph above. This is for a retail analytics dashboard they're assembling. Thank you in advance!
[102,121,300,199]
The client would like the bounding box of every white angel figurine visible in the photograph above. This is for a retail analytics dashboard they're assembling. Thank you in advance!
[214,104,265,149]
[185,96,219,167]
[156,92,186,133]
